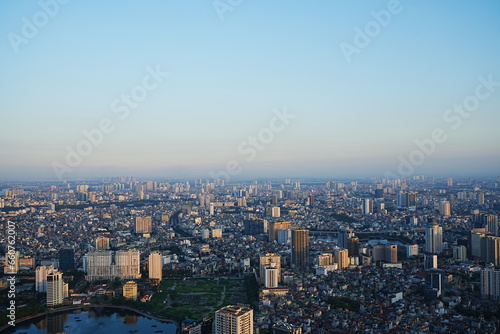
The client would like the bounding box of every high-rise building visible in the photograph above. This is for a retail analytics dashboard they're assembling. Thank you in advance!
[485,236,500,266]
[424,254,438,270]
[425,269,446,299]
[317,253,333,266]
[264,264,279,288]
[471,229,487,259]
[59,247,74,271]
[406,244,419,258]
[384,244,398,263]
[477,192,485,205]
[214,305,253,334]
[84,250,141,281]
[47,270,64,307]
[372,244,385,262]
[243,219,267,236]
[291,229,309,270]
[211,229,223,238]
[397,192,416,210]
[268,221,291,242]
[36,265,54,292]
[259,254,281,284]
[362,199,373,215]
[277,229,291,244]
[333,248,349,269]
[135,216,152,234]
[425,224,443,254]
[95,236,110,250]
[481,266,500,301]
[338,227,354,249]
[115,250,141,279]
[4,251,19,274]
[148,252,163,280]
[447,177,454,187]
[453,245,467,261]
[347,237,360,257]
[484,214,499,236]
[439,201,451,217]
[271,206,281,218]
[123,281,138,301]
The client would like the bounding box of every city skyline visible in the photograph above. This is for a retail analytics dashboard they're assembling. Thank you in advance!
[1,1,499,180]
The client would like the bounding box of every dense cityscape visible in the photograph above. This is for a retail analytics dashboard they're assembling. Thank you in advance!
[1,175,500,333]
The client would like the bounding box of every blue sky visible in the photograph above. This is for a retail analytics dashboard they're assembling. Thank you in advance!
[1,0,499,180]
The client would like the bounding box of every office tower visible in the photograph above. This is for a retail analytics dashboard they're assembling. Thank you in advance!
[347,237,360,257]
[439,201,451,217]
[36,265,54,292]
[453,245,467,261]
[277,229,291,244]
[374,188,384,199]
[333,248,349,269]
[424,254,438,270]
[485,236,500,266]
[338,227,354,249]
[406,244,419,257]
[214,305,253,334]
[149,252,163,280]
[135,216,152,234]
[268,221,291,242]
[481,266,500,300]
[259,254,281,284]
[425,269,446,299]
[115,250,141,279]
[447,177,454,186]
[271,206,281,218]
[362,198,373,215]
[58,247,74,271]
[425,224,443,254]
[123,281,138,301]
[264,264,279,288]
[47,270,64,307]
[95,236,110,250]
[291,230,309,270]
[384,244,398,263]
[317,253,333,266]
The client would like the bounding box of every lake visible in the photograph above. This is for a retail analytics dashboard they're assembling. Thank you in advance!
[4,309,178,334]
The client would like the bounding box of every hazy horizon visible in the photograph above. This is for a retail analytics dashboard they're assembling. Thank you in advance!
[1,1,499,180]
